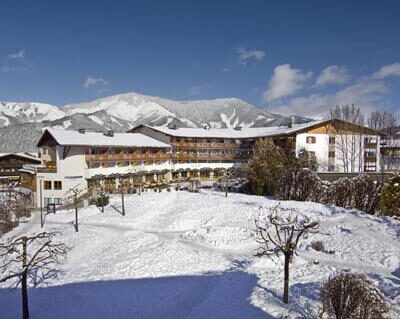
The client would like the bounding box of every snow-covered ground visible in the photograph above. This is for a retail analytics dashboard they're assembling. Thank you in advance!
[0,190,399,318]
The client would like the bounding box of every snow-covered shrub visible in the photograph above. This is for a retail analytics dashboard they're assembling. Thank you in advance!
[330,177,352,209]
[349,175,381,214]
[326,176,380,214]
[278,168,320,201]
[320,273,388,319]
[311,180,331,204]
[311,241,325,252]
[379,171,400,217]
[94,194,109,207]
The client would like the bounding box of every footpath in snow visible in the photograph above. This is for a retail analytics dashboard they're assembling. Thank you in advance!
[0,190,399,318]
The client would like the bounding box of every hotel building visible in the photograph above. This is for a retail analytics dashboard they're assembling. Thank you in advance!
[34,119,383,207]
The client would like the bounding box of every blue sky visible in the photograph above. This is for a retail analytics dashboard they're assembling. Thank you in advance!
[0,0,399,117]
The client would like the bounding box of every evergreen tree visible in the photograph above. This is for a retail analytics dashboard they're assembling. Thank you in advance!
[379,172,400,217]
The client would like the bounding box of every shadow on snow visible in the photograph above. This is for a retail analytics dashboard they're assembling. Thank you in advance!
[0,270,276,319]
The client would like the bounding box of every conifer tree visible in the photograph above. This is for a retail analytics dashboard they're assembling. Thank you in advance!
[379,172,400,217]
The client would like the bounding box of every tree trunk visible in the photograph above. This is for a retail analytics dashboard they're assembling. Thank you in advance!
[22,238,29,319]
[74,197,78,232]
[283,253,290,304]
[121,189,125,216]
[21,270,29,319]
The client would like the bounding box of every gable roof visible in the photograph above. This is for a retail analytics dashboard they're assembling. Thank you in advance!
[131,121,323,139]
[0,152,41,163]
[132,119,386,139]
[37,128,170,148]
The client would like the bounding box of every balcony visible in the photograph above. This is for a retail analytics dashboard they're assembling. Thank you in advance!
[174,152,249,161]
[85,152,171,162]
[364,143,377,149]
[364,156,377,163]
[37,161,57,173]
[172,142,253,150]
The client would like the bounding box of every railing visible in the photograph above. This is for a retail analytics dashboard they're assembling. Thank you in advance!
[174,153,249,161]
[37,167,57,173]
[37,161,57,173]
[172,142,253,149]
[85,153,171,161]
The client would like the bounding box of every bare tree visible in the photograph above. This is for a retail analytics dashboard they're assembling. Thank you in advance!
[218,167,236,197]
[368,110,398,171]
[329,105,365,172]
[0,231,68,319]
[254,206,318,304]
[65,185,86,232]
[0,188,31,231]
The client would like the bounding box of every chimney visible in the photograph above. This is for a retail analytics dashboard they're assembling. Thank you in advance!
[104,130,114,137]
[288,117,293,128]
[168,123,177,130]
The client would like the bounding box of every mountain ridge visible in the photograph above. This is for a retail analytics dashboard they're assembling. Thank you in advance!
[0,92,311,152]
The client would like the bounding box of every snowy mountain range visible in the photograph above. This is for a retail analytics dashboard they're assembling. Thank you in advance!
[0,92,310,152]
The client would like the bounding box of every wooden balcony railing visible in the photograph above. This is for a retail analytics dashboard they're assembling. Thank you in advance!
[174,153,249,161]
[85,153,171,161]
[172,142,253,149]
[364,143,377,149]
[37,161,57,173]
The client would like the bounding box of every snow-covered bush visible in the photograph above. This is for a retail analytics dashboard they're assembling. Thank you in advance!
[311,241,325,252]
[379,171,400,217]
[278,168,321,201]
[329,177,352,209]
[310,180,331,203]
[326,176,380,214]
[320,273,388,319]
[349,175,381,214]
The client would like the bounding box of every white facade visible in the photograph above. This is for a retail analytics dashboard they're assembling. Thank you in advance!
[296,133,381,173]
[36,146,88,207]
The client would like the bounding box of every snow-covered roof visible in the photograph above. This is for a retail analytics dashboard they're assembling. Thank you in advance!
[39,128,170,148]
[0,152,40,162]
[137,120,327,139]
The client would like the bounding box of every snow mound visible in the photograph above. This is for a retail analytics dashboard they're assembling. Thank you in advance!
[180,226,254,249]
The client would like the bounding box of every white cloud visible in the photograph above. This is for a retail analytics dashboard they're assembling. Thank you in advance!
[269,80,387,118]
[189,85,201,96]
[372,62,400,79]
[263,64,312,102]
[315,65,349,86]
[238,48,265,65]
[1,65,27,73]
[84,76,109,88]
[8,50,25,59]
[222,67,230,72]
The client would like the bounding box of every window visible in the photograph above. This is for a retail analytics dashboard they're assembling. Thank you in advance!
[89,162,100,168]
[328,165,335,172]
[54,198,62,205]
[44,197,52,206]
[329,137,336,144]
[44,181,52,190]
[306,136,316,144]
[54,181,62,190]
[329,151,335,158]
